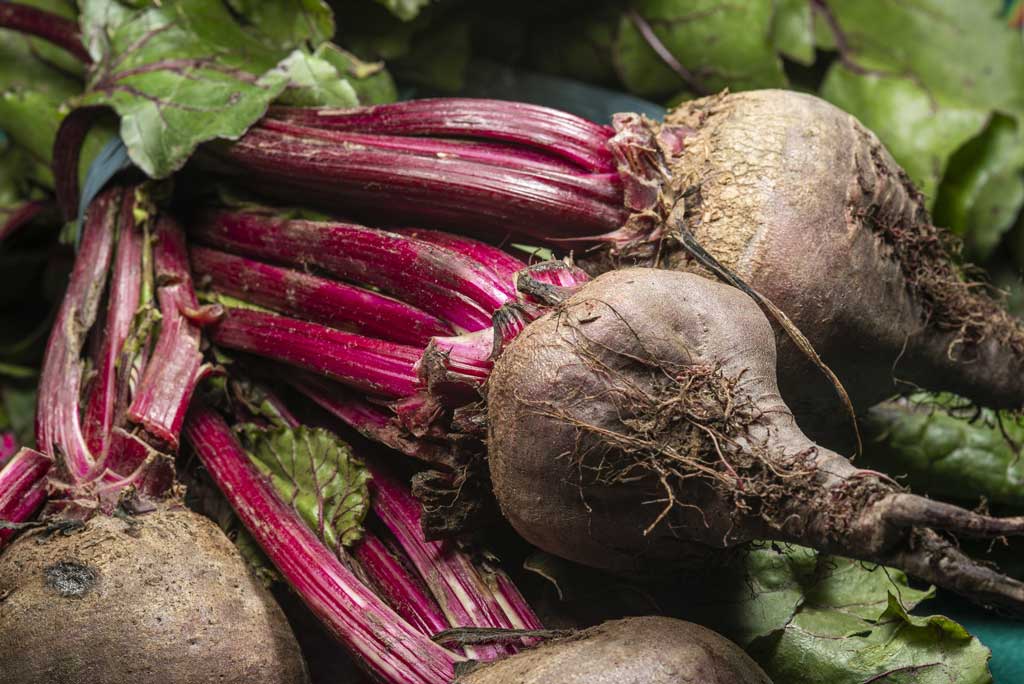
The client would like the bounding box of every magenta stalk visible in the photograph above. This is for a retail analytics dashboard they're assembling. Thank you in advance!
[36,187,121,482]
[184,403,462,684]
[352,533,452,639]
[207,130,626,244]
[367,465,522,661]
[191,210,510,332]
[210,308,422,398]
[82,192,143,460]
[125,217,205,448]
[191,246,453,346]
[267,98,616,173]
[0,448,52,547]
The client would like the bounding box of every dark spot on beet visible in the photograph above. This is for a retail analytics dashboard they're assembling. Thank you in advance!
[44,560,98,597]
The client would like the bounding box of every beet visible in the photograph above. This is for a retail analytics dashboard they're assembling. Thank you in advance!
[487,268,1024,611]
[0,508,308,684]
[460,617,771,684]
[632,89,1024,439]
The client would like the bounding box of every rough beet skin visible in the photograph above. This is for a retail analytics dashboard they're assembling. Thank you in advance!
[0,508,309,684]
[461,617,771,684]
[615,89,1024,441]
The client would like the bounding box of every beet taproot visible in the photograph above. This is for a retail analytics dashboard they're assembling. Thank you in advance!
[487,268,1024,611]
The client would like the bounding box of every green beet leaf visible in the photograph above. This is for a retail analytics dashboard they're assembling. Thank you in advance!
[613,0,787,99]
[933,114,1024,260]
[239,425,372,554]
[820,64,990,203]
[814,0,1024,235]
[862,396,1024,508]
[75,0,336,178]
[688,544,991,684]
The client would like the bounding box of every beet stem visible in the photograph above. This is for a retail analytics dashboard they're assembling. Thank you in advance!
[185,403,461,684]
[352,533,452,639]
[191,246,454,347]
[82,192,144,462]
[125,217,204,449]
[191,210,507,332]
[0,2,89,62]
[0,448,51,547]
[367,465,523,661]
[287,374,453,466]
[211,308,421,398]
[267,98,616,173]
[36,188,121,482]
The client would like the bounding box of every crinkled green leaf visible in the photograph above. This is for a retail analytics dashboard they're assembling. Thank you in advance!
[934,114,1024,259]
[757,593,991,684]
[816,1,1024,117]
[613,0,787,99]
[0,26,81,99]
[224,0,334,50]
[312,44,397,104]
[76,0,335,178]
[273,49,359,107]
[690,544,991,684]
[239,425,371,552]
[0,18,82,183]
[374,0,431,22]
[771,0,815,66]
[814,0,1024,225]
[0,90,68,175]
[821,65,990,203]
[862,397,1024,508]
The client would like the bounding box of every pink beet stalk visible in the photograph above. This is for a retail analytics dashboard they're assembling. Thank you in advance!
[267,98,616,172]
[36,188,121,482]
[0,433,18,465]
[125,217,205,448]
[419,329,495,405]
[191,246,453,346]
[185,403,461,684]
[288,374,452,465]
[0,448,51,547]
[259,119,593,175]
[368,465,522,661]
[82,192,144,459]
[395,228,526,297]
[211,308,422,398]
[191,210,510,331]
[209,128,626,244]
[352,534,451,639]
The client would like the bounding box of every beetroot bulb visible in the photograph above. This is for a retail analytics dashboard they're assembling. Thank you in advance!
[486,267,1024,612]
[0,186,307,684]
[206,91,1024,441]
